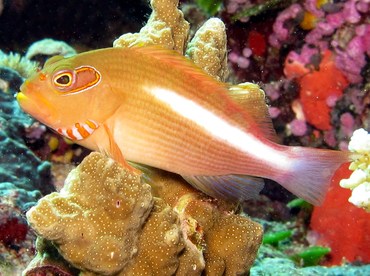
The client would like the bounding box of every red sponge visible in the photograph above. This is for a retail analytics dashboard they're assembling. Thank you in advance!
[310,163,370,265]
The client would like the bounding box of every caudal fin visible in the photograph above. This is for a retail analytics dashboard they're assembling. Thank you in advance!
[277,147,351,205]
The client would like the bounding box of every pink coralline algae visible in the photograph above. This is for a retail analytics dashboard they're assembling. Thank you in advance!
[226,0,253,18]
[269,4,303,48]
[229,50,251,69]
[332,24,370,83]
[228,30,267,70]
[340,112,356,138]
[261,0,368,140]
[304,0,324,17]
[289,119,308,137]
[271,0,369,84]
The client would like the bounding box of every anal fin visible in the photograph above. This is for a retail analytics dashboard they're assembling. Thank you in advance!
[182,174,265,202]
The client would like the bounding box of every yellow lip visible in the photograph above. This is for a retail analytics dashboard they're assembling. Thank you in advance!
[16,91,31,112]
[16,92,28,103]
[16,90,56,124]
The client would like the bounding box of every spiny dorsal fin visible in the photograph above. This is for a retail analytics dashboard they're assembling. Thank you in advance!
[128,45,228,89]
[228,82,279,143]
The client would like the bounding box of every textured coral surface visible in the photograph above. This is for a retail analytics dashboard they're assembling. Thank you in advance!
[25,153,263,275]
[113,0,189,53]
[145,168,264,275]
[26,153,154,274]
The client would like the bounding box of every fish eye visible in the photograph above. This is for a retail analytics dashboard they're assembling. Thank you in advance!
[53,71,74,88]
[56,75,70,85]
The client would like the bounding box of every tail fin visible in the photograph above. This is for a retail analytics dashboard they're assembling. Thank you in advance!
[276,147,352,205]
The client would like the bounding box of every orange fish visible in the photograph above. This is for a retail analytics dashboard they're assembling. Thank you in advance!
[17,46,351,205]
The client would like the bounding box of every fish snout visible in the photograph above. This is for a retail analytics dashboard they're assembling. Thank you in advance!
[17,82,58,125]
[17,80,33,104]
[17,79,41,104]
[19,79,36,93]
[20,79,28,90]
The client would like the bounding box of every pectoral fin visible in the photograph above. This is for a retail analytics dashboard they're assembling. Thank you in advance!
[102,124,142,175]
[182,174,265,202]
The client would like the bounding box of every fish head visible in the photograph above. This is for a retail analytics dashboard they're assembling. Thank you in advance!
[17,53,118,141]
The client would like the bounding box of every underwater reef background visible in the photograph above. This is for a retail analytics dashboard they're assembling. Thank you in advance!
[0,0,150,52]
[0,0,370,275]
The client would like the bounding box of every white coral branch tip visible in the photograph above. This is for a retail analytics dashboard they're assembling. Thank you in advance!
[340,128,370,212]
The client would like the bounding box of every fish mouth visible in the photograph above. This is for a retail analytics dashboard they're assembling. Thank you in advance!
[16,91,29,105]
[16,91,34,113]
[16,90,56,124]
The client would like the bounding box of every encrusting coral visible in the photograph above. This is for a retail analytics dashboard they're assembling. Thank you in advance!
[113,0,190,53]
[113,0,228,81]
[143,168,263,275]
[26,152,154,275]
[185,18,228,81]
[25,153,263,275]
[22,237,80,276]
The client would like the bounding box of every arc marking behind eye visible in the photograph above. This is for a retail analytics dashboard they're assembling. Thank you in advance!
[52,65,102,95]
[71,65,101,94]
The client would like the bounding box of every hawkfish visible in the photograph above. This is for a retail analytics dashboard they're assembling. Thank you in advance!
[17,46,351,205]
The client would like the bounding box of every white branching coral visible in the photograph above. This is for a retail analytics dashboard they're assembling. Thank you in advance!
[340,128,370,212]
[0,51,38,78]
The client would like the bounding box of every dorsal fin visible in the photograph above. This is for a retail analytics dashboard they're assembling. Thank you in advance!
[128,45,228,89]
[228,82,279,143]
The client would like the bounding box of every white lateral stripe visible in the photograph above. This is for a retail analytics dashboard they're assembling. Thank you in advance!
[147,86,291,168]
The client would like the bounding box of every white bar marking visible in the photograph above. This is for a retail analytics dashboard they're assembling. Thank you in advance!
[146,86,291,169]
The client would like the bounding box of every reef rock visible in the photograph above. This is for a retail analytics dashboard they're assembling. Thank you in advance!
[0,65,53,272]
[25,153,263,275]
